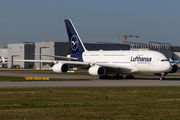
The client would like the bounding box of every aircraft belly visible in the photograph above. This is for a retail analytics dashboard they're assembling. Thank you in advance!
[137,65,153,72]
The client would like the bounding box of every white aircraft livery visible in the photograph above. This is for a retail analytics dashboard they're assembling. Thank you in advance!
[13,19,179,80]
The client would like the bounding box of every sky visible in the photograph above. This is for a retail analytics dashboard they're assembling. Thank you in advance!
[0,0,180,47]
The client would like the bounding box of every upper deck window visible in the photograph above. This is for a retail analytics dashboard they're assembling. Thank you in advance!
[104,54,125,56]
[90,54,99,56]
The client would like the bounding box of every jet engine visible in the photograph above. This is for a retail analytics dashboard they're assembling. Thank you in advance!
[169,64,178,73]
[88,66,105,76]
[154,64,178,76]
[52,63,68,73]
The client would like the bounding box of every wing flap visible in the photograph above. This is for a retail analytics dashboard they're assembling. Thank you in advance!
[12,59,90,66]
[13,59,55,63]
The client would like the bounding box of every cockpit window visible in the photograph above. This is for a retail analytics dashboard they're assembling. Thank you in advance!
[161,59,169,62]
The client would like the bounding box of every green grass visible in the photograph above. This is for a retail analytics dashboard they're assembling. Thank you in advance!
[0,87,180,119]
[0,76,26,81]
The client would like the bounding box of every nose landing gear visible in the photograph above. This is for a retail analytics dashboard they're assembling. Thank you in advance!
[160,73,166,80]
[160,77,165,80]
[154,73,168,80]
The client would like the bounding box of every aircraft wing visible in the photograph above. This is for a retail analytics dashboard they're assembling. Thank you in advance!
[12,58,134,72]
[12,59,90,66]
[63,61,134,73]
[13,59,55,63]
[60,61,90,66]
[35,53,78,61]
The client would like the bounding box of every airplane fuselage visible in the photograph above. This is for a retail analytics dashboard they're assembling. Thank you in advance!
[82,50,172,74]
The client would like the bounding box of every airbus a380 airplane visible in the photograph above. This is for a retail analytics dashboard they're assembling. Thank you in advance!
[13,19,178,80]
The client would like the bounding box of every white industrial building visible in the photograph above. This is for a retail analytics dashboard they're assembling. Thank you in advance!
[7,42,35,68]
[126,41,172,59]
[34,42,71,69]
[172,52,180,60]
[172,52,180,68]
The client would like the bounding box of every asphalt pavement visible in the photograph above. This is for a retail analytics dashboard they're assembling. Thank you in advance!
[0,70,180,88]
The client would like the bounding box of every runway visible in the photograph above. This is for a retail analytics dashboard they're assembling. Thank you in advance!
[0,79,180,88]
[0,70,180,88]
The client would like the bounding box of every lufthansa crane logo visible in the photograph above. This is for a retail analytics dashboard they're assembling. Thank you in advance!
[70,35,78,51]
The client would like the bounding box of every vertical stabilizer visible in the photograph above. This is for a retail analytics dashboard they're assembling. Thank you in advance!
[64,19,87,61]
[64,19,87,54]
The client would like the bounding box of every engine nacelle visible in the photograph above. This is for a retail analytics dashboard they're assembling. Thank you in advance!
[154,64,178,76]
[52,63,68,73]
[88,66,105,76]
[169,64,178,73]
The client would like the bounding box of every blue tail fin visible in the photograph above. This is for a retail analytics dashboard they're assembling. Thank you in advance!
[64,19,87,61]
[65,19,87,56]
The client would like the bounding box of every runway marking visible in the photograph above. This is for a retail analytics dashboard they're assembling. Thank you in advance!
[25,77,33,80]
[25,77,50,80]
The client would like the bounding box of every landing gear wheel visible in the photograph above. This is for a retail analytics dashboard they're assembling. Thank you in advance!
[99,74,123,79]
[160,77,165,81]
[126,75,134,79]
[99,75,112,79]
[112,74,123,79]
[159,73,166,81]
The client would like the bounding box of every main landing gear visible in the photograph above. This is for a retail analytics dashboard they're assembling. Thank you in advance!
[99,74,123,79]
[126,74,134,79]
[99,74,134,79]
[99,75,112,79]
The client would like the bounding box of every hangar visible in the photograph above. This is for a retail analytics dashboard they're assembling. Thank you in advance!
[173,52,180,67]
[126,41,172,59]
[173,52,180,60]
[7,42,35,68]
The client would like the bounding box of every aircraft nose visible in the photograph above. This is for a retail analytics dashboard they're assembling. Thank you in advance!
[163,62,172,72]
